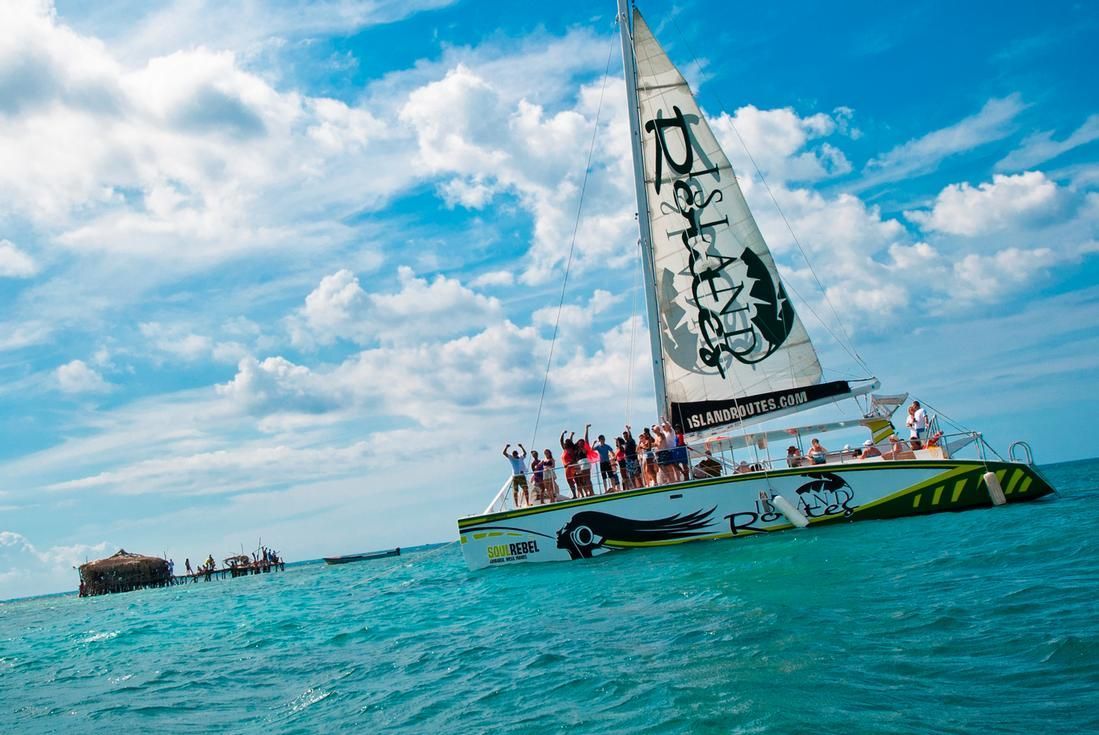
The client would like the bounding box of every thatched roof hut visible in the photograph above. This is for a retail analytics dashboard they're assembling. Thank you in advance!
[79,549,171,597]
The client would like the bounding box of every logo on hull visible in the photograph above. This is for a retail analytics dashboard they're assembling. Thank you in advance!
[794,471,856,518]
[556,508,716,560]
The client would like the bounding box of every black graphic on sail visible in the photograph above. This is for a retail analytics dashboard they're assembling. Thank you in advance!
[556,508,716,560]
[794,472,856,518]
[736,246,795,364]
[630,8,828,428]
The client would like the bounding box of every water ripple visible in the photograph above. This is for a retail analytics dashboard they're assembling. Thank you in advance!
[1,460,1097,733]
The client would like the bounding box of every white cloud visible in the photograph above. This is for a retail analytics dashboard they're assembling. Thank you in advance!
[101,0,459,64]
[952,247,1058,300]
[56,359,112,394]
[140,321,214,361]
[225,310,644,430]
[471,270,514,288]
[532,288,623,334]
[906,171,1063,236]
[139,321,251,364]
[293,269,370,346]
[438,177,496,209]
[47,441,373,496]
[290,266,503,347]
[398,62,637,285]
[710,105,851,183]
[862,94,1026,186]
[0,530,111,599]
[0,321,52,352]
[0,240,38,277]
[0,2,410,267]
[372,266,502,335]
[217,355,341,416]
[0,7,630,357]
[997,114,1099,171]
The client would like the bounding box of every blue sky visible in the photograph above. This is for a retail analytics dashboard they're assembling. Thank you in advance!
[1,0,1097,598]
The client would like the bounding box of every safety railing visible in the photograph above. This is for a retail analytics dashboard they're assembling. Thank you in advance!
[482,431,993,514]
[1008,441,1034,465]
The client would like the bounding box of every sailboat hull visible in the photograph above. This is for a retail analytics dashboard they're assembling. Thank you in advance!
[457,460,1054,570]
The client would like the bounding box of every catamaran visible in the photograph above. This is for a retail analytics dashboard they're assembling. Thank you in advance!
[456,1,1055,570]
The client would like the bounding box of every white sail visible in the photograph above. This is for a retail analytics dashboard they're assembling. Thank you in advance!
[628,9,848,433]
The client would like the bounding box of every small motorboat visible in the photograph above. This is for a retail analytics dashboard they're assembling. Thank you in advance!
[323,547,400,565]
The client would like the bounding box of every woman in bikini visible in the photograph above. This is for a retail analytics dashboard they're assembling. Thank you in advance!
[638,429,658,487]
[542,448,559,501]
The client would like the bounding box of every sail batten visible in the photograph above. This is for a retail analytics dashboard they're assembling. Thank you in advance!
[629,8,827,433]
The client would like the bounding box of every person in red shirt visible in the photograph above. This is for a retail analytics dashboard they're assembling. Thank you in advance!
[559,431,579,498]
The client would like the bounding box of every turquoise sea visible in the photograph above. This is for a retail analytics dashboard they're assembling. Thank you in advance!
[3,459,1097,734]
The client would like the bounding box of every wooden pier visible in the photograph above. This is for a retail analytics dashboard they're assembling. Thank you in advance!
[79,549,286,597]
[172,558,286,584]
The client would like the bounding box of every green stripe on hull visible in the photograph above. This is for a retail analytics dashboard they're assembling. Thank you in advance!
[458,459,1042,528]
[458,461,1056,564]
[851,463,1053,521]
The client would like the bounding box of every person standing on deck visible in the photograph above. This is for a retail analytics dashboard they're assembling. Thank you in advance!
[673,425,691,481]
[615,438,629,491]
[502,443,529,507]
[638,428,658,486]
[593,434,620,493]
[542,448,560,501]
[575,424,594,497]
[653,423,676,485]
[911,401,927,440]
[560,432,579,498]
[530,450,546,504]
[622,426,641,489]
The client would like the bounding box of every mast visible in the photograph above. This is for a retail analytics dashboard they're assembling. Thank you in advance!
[617,0,668,419]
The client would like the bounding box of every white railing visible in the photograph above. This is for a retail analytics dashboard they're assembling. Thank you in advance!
[482,476,514,515]
[479,431,989,514]
[1008,440,1034,465]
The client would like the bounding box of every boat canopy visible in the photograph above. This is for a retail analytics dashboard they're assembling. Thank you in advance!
[695,415,899,456]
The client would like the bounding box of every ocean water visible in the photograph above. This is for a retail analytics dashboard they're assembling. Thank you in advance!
[3,459,1098,734]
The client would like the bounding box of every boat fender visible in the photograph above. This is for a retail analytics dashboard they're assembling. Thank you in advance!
[983,471,1007,506]
[771,495,809,528]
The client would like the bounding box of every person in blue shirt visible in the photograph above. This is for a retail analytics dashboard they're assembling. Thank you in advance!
[592,434,620,493]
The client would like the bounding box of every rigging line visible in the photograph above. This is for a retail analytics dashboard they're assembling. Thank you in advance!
[726,121,871,376]
[529,39,617,450]
[625,241,643,426]
[667,17,872,379]
[915,397,975,435]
